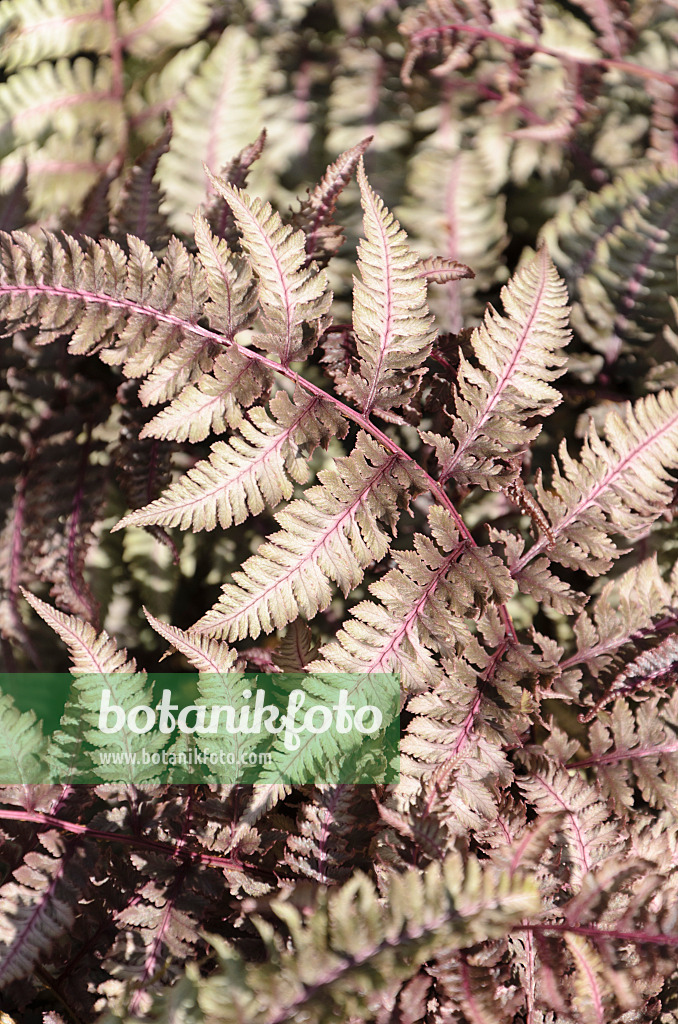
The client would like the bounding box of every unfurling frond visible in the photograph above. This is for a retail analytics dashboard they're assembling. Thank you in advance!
[290,137,372,269]
[208,173,332,365]
[115,391,346,532]
[344,159,436,418]
[422,247,571,491]
[190,434,426,641]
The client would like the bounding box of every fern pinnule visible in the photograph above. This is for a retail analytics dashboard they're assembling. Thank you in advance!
[140,350,270,443]
[144,611,237,674]
[190,433,426,642]
[308,506,514,691]
[572,695,678,816]
[345,158,436,418]
[422,246,571,491]
[290,136,373,270]
[513,387,678,579]
[117,391,346,533]
[207,170,332,367]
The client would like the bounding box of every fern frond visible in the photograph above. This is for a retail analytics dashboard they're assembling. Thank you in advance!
[567,557,672,681]
[202,130,267,249]
[208,173,332,366]
[22,592,164,783]
[0,0,109,70]
[157,27,267,234]
[144,611,237,674]
[192,209,259,343]
[309,505,514,692]
[0,57,118,147]
[191,434,425,641]
[0,693,45,785]
[273,619,318,672]
[0,832,76,985]
[22,590,135,676]
[117,0,213,59]
[400,145,506,331]
[517,753,623,887]
[110,124,171,250]
[290,137,372,269]
[513,388,678,578]
[285,786,373,883]
[161,853,539,1024]
[574,695,678,815]
[401,670,517,832]
[544,163,678,355]
[344,159,436,418]
[115,390,346,532]
[422,246,571,491]
[103,862,204,1017]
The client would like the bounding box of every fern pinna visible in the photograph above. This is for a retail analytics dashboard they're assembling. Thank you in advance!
[2,128,678,1024]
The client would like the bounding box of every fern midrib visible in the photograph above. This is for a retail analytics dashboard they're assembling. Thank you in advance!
[224,193,296,366]
[264,886,532,1024]
[356,545,462,674]
[144,613,233,673]
[0,279,516,640]
[526,768,592,877]
[360,189,395,416]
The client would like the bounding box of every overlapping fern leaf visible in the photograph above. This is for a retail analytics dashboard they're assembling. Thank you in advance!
[191,434,427,641]
[115,391,346,532]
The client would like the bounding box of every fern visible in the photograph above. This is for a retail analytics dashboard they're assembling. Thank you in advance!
[422,246,571,490]
[191,434,425,641]
[4,3,678,1018]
